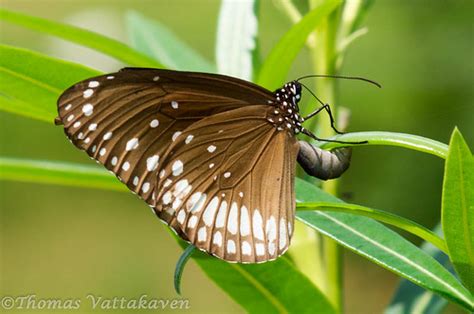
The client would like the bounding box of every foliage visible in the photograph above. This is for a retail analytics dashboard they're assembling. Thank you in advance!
[0,1,473,313]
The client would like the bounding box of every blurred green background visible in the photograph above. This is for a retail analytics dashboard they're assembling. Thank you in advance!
[1,0,472,313]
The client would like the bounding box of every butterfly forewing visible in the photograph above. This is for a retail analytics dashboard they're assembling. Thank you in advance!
[153,105,299,263]
[56,68,274,205]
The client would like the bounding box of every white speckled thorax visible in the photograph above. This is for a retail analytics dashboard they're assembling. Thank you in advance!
[267,81,304,135]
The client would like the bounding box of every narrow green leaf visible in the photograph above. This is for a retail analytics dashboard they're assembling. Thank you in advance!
[442,128,474,293]
[317,131,449,159]
[0,157,125,192]
[297,202,447,253]
[295,179,474,311]
[174,244,196,295]
[0,44,100,122]
[126,11,214,72]
[0,8,162,67]
[257,0,341,89]
[215,0,259,80]
[176,239,335,313]
[386,225,451,314]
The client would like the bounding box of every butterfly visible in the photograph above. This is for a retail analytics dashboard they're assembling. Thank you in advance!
[55,68,358,263]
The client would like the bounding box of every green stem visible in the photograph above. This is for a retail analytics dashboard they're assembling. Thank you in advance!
[297,202,448,253]
[308,1,342,311]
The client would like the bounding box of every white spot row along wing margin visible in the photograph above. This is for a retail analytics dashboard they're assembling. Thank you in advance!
[152,105,299,263]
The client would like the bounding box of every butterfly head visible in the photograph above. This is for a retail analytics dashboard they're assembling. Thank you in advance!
[269,81,304,135]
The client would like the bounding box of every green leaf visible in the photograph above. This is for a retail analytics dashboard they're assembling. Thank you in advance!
[297,202,447,253]
[177,240,335,313]
[126,11,214,72]
[0,8,162,67]
[442,128,474,293]
[386,225,451,314]
[0,157,125,192]
[295,178,474,311]
[215,0,259,80]
[0,44,100,123]
[257,0,341,89]
[317,131,449,160]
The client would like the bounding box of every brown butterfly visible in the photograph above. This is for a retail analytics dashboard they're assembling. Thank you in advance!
[55,68,362,263]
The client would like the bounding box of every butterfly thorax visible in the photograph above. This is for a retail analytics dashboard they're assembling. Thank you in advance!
[267,81,304,135]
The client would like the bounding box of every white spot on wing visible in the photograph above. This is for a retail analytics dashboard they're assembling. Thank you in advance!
[88,81,99,88]
[268,242,276,255]
[88,123,97,131]
[146,155,159,171]
[187,193,206,213]
[82,104,93,116]
[213,231,222,247]
[99,148,106,156]
[253,210,264,240]
[240,206,250,236]
[122,161,130,171]
[185,135,194,144]
[162,191,172,204]
[172,160,183,176]
[256,243,265,256]
[177,210,186,224]
[198,227,207,242]
[187,215,198,228]
[227,240,236,254]
[227,202,238,234]
[266,216,277,241]
[207,145,216,153]
[142,182,150,193]
[103,132,112,140]
[132,176,139,186]
[203,196,219,226]
[171,101,179,109]
[223,172,231,178]
[65,104,72,111]
[125,138,139,151]
[83,89,94,98]
[150,119,159,128]
[73,121,81,128]
[215,201,227,228]
[242,241,251,256]
[111,156,118,166]
[279,218,287,250]
[172,131,182,142]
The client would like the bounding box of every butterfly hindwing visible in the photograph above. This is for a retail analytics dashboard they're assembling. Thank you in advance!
[56,68,274,205]
[153,105,299,263]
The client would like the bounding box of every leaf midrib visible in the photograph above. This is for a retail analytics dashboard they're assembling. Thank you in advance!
[230,264,288,313]
[308,211,473,307]
[0,65,61,94]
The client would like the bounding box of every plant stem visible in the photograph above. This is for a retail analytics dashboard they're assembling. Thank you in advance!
[309,1,343,311]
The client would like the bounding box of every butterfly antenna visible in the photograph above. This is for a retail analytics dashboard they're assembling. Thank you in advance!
[297,74,381,88]
[299,82,326,108]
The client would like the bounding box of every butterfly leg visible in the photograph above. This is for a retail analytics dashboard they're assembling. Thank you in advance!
[303,103,344,135]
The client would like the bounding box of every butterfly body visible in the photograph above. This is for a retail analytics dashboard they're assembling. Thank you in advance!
[56,68,349,263]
